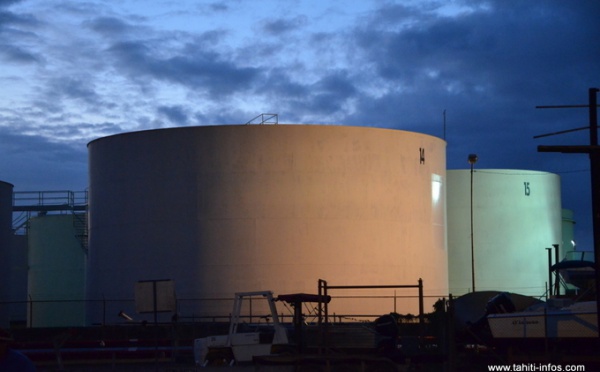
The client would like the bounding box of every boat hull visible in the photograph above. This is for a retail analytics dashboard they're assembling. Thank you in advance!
[488,307,597,339]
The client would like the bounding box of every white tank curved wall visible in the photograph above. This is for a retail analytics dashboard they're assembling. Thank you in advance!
[0,180,14,327]
[87,125,447,324]
[28,214,86,327]
[561,209,575,253]
[447,169,562,297]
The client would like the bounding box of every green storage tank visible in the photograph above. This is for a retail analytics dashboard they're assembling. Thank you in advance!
[27,214,86,327]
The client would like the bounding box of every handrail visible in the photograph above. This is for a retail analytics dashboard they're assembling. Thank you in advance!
[245,113,278,125]
[562,250,595,263]
[13,190,88,208]
[11,190,88,235]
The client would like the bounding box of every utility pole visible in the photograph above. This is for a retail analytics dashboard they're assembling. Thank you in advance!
[468,154,478,292]
[536,87,600,337]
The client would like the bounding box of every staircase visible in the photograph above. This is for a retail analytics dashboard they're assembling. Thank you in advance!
[72,212,88,253]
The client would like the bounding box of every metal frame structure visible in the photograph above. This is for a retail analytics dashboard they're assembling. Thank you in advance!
[317,278,424,352]
[12,190,88,251]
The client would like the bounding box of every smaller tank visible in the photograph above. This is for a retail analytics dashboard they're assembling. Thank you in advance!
[28,214,86,327]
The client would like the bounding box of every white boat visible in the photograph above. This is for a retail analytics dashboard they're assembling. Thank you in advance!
[487,300,598,339]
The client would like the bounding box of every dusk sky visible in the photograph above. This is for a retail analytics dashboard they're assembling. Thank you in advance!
[1,0,598,250]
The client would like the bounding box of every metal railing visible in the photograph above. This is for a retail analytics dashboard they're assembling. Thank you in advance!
[13,190,88,209]
[246,113,278,125]
[563,250,595,262]
[0,293,432,329]
[11,190,88,235]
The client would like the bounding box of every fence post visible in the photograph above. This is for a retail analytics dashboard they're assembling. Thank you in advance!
[418,278,424,325]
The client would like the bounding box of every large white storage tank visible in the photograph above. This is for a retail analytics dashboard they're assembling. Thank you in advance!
[447,169,562,297]
[28,214,86,327]
[0,180,14,327]
[87,125,447,324]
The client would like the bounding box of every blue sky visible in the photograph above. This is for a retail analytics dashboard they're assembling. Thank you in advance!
[1,0,599,250]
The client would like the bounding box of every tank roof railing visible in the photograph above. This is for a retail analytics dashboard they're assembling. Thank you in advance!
[12,190,88,212]
[245,113,278,125]
[563,250,595,263]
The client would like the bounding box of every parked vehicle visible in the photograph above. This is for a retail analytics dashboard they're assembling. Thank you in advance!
[193,291,289,366]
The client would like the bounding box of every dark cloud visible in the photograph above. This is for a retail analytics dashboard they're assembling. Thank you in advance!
[262,16,307,35]
[0,127,87,191]
[354,1,598,102]
[0,8,43,64]
[0,9,39,27]
[107,40,263,97]
[258,68,309,102]
[347,1,599,138]
[158,105,189,125]
[85,16,136,37]
[254,68,358,121]
[208,3,228,12]
[0,0,23,7]
[48,76,100,104]
[303,71,357,114]
[196,29,229,46]
[0,43,39,62]
[35,121,122,141]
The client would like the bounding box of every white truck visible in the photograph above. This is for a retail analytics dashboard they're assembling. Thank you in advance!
[193,291,289,366]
